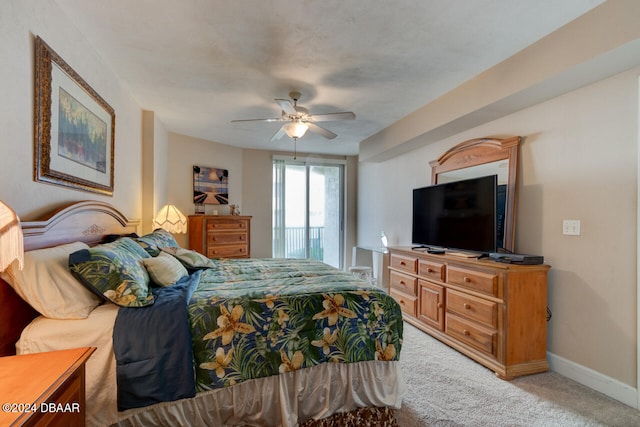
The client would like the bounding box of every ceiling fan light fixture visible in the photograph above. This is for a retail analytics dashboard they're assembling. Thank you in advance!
[284,121,308,139]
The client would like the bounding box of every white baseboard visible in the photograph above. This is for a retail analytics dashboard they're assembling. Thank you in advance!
[547,351,638,408]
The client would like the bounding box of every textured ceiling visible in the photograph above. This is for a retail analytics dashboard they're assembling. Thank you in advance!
[54,0,603,156]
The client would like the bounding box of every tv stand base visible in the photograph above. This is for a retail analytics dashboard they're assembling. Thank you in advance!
[388,246,550,379]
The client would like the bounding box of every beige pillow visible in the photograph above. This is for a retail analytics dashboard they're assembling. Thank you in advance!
[0,241,102,319]
[143,251,189,287]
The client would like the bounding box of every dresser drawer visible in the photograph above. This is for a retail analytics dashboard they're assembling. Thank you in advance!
[207,231,248,245]
[207,244,249,258]
[390,254,418,274]
[446,313,497,357]
[447,266,498,297]
[207,219,249,231]
[446,289,498,329]
[389,289,417,317]
[418,259,445,282]
[390,270,417,296]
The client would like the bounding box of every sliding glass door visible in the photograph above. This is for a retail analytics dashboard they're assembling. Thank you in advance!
[273,159,344,269]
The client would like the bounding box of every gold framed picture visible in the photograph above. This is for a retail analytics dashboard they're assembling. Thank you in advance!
[34,36,115,196]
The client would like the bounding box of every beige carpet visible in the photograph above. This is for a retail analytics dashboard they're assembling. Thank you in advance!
[396,322,640,426]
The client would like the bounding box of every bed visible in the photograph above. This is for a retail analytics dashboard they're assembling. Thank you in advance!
[0,201,405,426]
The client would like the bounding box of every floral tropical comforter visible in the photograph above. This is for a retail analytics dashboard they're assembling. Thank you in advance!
[188,258,403,391]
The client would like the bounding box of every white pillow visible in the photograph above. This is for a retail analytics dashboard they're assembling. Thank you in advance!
[0,241,102,319]
[143,251,189,287]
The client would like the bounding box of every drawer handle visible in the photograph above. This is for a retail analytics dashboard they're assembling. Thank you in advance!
[437,303,443,308]
[399,299,405,305]
[400,281,405,285]
[427,268,434,273]
[400,261,406,266]
[463,303,471,310]
[463,330,471,336]
[463,276,471,283]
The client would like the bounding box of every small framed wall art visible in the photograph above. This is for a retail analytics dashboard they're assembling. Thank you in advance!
[193,165,229,209]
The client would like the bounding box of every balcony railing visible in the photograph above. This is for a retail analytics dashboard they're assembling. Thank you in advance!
[273,226,324,259]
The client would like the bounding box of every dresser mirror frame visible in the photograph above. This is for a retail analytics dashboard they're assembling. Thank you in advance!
[430,136,521,253]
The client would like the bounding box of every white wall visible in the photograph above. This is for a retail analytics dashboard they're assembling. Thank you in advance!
[241,149,273,258]
[0,1,143,221]
[142,110,169,233]
[358,68,639,397]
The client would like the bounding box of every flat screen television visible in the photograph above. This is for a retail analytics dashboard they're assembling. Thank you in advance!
[412,174,497,254]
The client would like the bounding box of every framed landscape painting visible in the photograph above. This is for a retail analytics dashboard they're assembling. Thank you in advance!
[193,165,229,205]
[34,36,115,196]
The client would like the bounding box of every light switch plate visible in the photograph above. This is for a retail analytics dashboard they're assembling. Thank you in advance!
[562,219,581,236]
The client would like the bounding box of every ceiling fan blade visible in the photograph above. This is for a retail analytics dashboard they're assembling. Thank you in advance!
[231,117,284,123]
[308,112,355,122]
[307,122,337,140]
[271,125,287,141]
[275,99,297,115]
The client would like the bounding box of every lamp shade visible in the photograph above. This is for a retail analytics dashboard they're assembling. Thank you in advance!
[284,121,308,139]
[152,205,187,234]
[0,200,24,271]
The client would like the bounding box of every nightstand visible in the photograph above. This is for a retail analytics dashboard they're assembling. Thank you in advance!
[0,347,95,426]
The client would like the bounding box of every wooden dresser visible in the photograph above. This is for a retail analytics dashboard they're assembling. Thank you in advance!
[0,347,95,426]
[189,215,251,258]
[388,247,550,380]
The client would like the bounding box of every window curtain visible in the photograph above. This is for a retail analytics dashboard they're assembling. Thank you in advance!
[272,159,286,258]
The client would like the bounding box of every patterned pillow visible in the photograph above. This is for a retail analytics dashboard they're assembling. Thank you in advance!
[143,251,189,287]
[135,229,180,256]
[69,237,155,307]
[161,247,215,269]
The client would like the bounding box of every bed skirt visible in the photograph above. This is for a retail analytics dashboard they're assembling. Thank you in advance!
[113,360,405,427]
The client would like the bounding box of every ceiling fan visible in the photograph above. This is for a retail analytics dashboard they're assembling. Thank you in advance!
[231,91,356,142]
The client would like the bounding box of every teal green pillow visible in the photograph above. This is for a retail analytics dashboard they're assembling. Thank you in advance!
[135,229,180,256]
[69,237,154,307]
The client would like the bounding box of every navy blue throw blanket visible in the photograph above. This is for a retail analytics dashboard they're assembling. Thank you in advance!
[113,270,201,411]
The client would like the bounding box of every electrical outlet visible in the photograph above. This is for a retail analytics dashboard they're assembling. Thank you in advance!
[562,219,581,236]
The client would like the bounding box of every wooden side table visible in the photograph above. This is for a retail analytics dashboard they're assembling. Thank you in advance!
[0,347,95,426]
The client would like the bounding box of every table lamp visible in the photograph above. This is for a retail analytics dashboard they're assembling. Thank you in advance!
[152,204,188,234]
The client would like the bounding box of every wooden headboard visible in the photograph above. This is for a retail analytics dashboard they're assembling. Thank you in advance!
[0,201,140,356]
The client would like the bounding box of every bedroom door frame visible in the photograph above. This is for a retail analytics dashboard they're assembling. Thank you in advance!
[272,155,346,269]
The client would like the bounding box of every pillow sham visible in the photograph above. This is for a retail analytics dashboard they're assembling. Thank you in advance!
[0,241,102,319]
[69,237,155,307]
[135,228,180,256]
[161,247,216,269]
[143,251,189,287]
